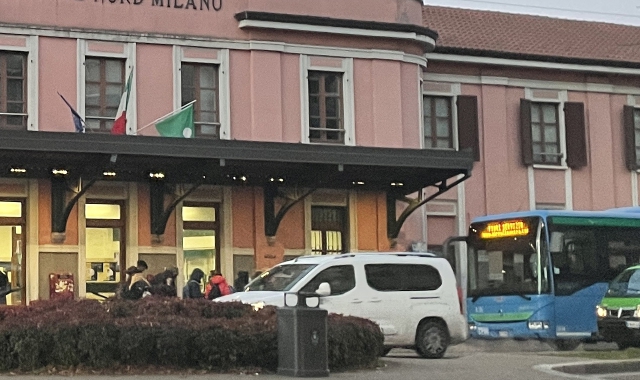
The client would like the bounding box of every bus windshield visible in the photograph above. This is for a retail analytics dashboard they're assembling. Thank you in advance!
[547,216,640,296]
[467,217,549,298]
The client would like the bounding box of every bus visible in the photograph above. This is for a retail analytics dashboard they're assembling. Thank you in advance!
[458,208,640,350]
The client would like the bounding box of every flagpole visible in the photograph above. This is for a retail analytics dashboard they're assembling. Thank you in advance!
[135,100,196,134]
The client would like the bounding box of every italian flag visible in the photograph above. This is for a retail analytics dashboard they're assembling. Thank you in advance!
[111,69,134,135]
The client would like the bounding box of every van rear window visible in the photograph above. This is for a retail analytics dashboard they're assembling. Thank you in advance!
[365,264,442,291]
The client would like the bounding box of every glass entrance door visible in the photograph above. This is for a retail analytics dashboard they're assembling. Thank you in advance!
[85,202,125,299]
[0,200,26,305]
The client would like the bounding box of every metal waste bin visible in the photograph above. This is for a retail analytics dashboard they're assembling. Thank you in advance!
[277,294,329,377]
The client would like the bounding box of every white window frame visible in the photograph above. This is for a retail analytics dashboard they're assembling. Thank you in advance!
[300,55,355,146]
[173,46,230,140]
[78,40,136,134]
[524,89,571,211]
[420,82,460,151]
[524,88,568,170]
[0,35,38,131]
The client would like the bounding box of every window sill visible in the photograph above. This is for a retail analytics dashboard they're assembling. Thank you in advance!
[532,164,568,171]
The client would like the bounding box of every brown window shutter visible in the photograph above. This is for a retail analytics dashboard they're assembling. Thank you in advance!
[520,99,533,165]
[456,95,480,161]
[623,105,638,171]
[564,102,587,169]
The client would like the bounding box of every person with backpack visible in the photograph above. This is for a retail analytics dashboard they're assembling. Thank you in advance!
[182,268,205,299]
[205,272,233,300]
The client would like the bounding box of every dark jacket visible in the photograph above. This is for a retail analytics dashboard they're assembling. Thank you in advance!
[182,268,205,299]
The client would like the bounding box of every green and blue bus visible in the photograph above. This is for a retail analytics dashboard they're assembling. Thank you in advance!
[461,207,640,350]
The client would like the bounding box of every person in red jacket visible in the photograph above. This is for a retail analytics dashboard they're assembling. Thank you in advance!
[205,272,233,300]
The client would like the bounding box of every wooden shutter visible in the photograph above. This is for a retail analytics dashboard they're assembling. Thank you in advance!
[520,99,533,165]
[456,95,480,161]
[623,105,638,171]
[564,102,587,169]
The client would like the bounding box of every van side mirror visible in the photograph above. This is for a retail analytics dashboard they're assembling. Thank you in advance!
[316,282,331,296]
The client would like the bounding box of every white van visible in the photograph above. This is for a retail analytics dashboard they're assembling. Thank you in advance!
[216,252,468,358]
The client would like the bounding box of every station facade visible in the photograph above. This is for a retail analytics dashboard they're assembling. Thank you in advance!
[0,0,474,302]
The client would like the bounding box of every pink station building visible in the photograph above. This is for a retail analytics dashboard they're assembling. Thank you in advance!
[0,0,638,303]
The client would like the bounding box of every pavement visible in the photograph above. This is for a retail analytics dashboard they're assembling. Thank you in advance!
[0,340,637,379]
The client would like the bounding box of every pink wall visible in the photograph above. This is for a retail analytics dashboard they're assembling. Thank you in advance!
[401,63,421,148]
[250,51,283,142]
[480,86,530,214]
[372,61,403,147]
[2,0,423,43]
[229,50,252,141]
[427,216,456,246]
[534,170,565,205]
[353,60,374,146]
[136,44,173,137]
[39,37,77,132]
[281,54,302,143]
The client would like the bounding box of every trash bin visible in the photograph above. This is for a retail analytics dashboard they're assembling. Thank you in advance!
[277,293,329,377]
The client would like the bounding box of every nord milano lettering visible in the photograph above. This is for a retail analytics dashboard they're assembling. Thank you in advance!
[93,0,222,11]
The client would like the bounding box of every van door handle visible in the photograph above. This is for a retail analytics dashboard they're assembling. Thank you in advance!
[351,299,363,304]
[369,298,381,303]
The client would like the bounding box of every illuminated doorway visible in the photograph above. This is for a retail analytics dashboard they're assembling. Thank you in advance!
[311,206,347,255]
[85,201,125,299]
[182,203,219,289]
[0,200,26,305]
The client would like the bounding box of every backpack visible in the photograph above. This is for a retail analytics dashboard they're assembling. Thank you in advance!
[207,283,222,300]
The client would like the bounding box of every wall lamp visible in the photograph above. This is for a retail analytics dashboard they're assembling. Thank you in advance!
[52,169,68,176]
[149,172,165,179]
[10,168,26,174]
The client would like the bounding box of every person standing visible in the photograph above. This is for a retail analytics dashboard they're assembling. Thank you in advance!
[205,272,233,300]
[183,268,205,299]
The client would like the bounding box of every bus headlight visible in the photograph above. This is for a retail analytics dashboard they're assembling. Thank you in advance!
[468,322,477,331]
[634,305,640,318]
[596,306,608,318]
[527,320,549,330]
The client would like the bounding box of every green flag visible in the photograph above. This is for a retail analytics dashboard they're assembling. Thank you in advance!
[155,104,195,138]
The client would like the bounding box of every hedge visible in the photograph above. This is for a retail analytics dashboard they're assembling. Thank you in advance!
[0,298,383,373]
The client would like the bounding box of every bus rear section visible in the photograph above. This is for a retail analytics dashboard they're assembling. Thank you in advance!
[465,211,640,349]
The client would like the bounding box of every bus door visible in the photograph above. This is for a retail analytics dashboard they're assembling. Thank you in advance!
[551,236,607,339]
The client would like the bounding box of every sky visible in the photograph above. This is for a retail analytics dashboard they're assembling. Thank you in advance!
[424,0,640,26]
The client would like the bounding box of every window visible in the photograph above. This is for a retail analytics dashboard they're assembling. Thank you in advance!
[181,63,220,138]
[311,206,347,255]
[365,264,442,292]
[301,265,355,296]
[520,99,586,168]
[85,58,125,133]
[308,71,344,144]
[530,103,560,165]
[423,96,453,149]
[0,52,27,130]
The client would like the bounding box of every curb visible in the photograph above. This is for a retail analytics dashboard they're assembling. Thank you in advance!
[551,359,640,375]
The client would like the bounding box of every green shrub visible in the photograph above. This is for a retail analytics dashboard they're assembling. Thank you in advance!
[0,298,382,373]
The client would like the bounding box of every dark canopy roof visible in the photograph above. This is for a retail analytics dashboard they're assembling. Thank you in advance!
[0,130,473,195]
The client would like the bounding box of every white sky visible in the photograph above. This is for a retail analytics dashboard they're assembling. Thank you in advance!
[424,0,640,26]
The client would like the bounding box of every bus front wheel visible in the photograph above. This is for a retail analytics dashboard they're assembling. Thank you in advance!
[551,339,581,351]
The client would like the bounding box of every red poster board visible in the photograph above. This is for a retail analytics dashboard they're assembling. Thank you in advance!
[49,273,74,300]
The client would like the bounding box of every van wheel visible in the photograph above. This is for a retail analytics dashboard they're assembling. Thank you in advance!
[416,321,450,359]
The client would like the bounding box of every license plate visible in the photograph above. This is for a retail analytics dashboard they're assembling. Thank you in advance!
[626,321,640,329]
[477,327,489,336]
[498,330,510,337]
